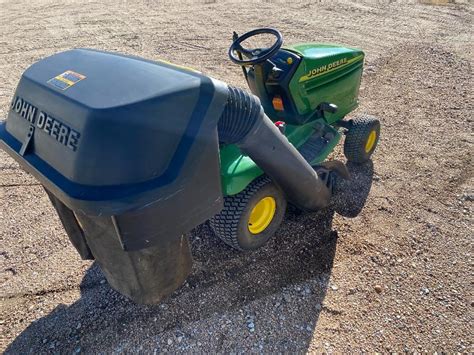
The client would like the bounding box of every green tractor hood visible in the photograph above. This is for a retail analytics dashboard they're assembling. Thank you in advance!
[285,43,364,120]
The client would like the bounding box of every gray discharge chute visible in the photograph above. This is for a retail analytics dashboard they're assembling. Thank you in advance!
[217,86,332,211]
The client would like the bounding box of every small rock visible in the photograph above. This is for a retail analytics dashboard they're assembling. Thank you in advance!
[100,279,106,284]
[74,346,81,354]
[42,338,48,344]
[167,338,173,346]
[461,192,474,202]
[374,285,383,293]
[330,285,338,291]
[421,287,430,295]
[177,335,184,343]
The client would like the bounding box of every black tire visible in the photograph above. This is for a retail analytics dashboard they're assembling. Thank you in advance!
[344,115,381,163]
[209,176,287,251]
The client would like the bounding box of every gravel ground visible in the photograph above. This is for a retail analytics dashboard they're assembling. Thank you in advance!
[0,0,473,353]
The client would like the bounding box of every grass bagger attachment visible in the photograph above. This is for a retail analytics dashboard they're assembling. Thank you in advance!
[0,28,380,304]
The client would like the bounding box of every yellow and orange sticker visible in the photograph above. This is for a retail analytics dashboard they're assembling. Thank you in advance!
[48,70,86,90]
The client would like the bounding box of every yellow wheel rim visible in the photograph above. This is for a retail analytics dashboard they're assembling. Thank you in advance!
[248,196,276,234]
[365,130,377,153]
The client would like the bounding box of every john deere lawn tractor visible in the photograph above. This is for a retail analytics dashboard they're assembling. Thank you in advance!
[0,28,380,304]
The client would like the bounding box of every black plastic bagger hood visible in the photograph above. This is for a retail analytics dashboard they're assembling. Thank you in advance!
[0,49,228,250]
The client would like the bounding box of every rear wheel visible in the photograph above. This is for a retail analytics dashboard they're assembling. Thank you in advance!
[209,176,287,251]
[344,115,381,163]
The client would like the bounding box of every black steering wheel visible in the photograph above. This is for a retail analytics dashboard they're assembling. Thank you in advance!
[228,28,283,65]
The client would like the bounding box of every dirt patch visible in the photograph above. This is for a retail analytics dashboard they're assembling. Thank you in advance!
[1,0,472,352]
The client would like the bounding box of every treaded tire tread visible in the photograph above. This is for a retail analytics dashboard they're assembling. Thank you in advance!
[344,114,380,163]
[209,176,282,251]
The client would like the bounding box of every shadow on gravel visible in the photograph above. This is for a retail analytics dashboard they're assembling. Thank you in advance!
[333,161,374,218]
[6,162,373,353]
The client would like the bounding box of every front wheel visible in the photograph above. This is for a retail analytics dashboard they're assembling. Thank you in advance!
[344,115,381,163]
[209,176,287,251]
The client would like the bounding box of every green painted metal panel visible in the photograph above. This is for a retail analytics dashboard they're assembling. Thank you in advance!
[285,43,364,123]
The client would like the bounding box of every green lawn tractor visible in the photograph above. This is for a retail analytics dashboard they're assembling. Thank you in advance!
[0,28,380,304]
[211,28,380,251]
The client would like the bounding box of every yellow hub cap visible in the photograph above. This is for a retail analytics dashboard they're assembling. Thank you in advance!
[365,130,377,153]
[248,196,276,234]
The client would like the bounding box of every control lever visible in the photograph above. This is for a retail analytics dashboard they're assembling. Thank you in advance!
[233,31,249,82]
[320,102,338,114]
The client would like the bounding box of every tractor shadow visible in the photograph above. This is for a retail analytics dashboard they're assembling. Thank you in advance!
[332,160,374,218]
[6,161,373,353]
